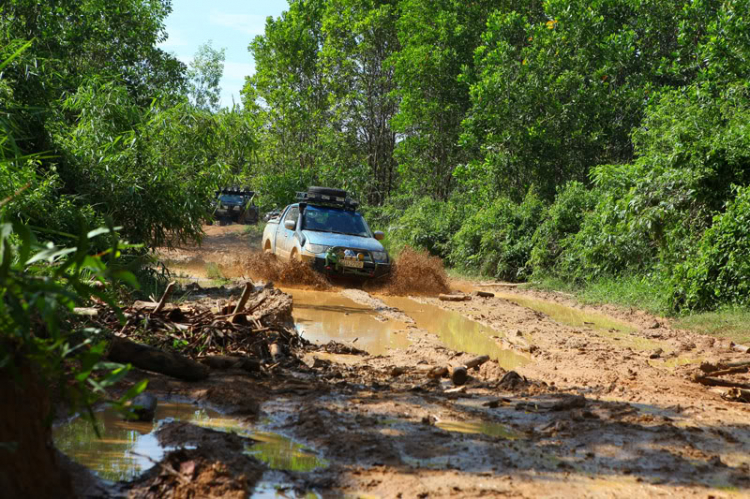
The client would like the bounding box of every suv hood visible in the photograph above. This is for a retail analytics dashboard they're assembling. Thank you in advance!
[302,231,385,252]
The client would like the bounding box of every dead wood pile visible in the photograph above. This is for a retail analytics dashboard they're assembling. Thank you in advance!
[691,360,750,404]
[77,281,308,379]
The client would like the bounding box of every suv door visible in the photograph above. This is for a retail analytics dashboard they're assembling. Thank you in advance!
[280,205,300,260]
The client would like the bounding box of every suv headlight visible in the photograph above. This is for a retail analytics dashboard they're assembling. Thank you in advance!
[305,243,329,254]
[371,251,388,263]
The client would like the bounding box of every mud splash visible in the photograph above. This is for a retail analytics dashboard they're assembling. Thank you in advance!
[367,247,450,296]
[382,297,529,370]
[53,402,326,482]
[238,253,331,290]
[287,289,411,355]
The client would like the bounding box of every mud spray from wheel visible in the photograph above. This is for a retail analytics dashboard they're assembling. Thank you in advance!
[231,246,450,295]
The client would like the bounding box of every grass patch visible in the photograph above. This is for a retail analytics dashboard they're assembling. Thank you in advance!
[530,274,750,344]
[445,266,487,283]
[205,262,226,281]
[532,274,671,315]
[675,309,750,345]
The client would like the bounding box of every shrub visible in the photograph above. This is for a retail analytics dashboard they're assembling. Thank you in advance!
[387,196,465,258]
[672,186,750,310]
[529,181,596,275]
[450,189,545,281]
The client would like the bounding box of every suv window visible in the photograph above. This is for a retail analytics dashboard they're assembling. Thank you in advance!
[283,206,299,228]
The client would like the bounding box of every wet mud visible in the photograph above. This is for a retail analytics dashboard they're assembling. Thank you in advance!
[53,402,326,483]
[56,225,750,498]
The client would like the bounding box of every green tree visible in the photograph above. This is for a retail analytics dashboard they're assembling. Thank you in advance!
[243,0,329,198]
[187,41,226,111]
[321,0,400,204]
[460,0,694,201]
[391,0,511,200]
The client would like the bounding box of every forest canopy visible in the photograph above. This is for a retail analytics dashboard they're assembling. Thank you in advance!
[2,0,750,312]
[242,0,750,312]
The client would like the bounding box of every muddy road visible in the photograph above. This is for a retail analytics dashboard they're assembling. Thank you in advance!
[58,224,750,498]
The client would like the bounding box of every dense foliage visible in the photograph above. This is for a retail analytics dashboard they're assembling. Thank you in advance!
[242,0,750,312]
[0,0,242,249]
[2,0,749,362]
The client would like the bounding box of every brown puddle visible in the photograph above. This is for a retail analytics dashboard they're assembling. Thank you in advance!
[381,297,529,370]
[53,402,327,482]
[435,420,520,439]
[495,293,667,351]
[285,288,411,355]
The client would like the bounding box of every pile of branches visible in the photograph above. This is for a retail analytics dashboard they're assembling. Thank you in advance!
[692,360,750,403]
[74,281,306,380]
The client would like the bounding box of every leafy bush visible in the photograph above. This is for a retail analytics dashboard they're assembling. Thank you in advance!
[529,182,596,275]
[672,186,750,310]
[48,82,233,249]
[387,197,466,258]
[0,222,145,420]
[449,189,545,281]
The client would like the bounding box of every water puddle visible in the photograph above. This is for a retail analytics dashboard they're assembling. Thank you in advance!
[495,293,667,351]
[247,431,328,472]
[435,420,521,439]
[648,357,702,370]
[286,288,411,355]
[252,482,322,498]
[53,402,327,482]
[380,296,529,370]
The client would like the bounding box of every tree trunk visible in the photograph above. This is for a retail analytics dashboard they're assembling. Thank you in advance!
[0,359,75,498]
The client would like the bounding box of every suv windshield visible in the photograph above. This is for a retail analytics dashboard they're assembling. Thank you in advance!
[220,195,245,205]
[302,206,371,237]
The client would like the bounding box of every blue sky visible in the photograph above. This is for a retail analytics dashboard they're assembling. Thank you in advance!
[158,0,289,107]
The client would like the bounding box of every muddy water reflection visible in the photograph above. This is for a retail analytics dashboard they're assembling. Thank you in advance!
[436,420,521,439]
[495,293,667,351]
[53,402,326,482]
[286,289,411,355]
[381,297,529,370]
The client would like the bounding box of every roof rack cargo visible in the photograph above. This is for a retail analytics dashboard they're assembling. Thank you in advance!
[217,187,254,197]
[296,189,359,211]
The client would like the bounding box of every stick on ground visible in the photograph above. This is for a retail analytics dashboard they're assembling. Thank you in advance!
[153,282,176,314]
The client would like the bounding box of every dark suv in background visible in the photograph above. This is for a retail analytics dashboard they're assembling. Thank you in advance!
[210,188,259,226]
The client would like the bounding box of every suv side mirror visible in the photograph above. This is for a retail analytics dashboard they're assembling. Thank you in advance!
[373,231,385,241]
[284,219,296,231]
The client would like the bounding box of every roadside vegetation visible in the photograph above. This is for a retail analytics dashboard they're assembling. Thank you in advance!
[239,0,750,334]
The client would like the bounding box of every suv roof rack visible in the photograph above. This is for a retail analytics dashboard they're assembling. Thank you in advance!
[296,191,359,211]
[217,187,254,197]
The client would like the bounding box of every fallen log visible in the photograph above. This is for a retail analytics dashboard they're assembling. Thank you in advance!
[464,355,490,370]
[692,374,750,390]
[450,365,468,386]
[709,366,749,377]
[426,366,448,379]
[438,294,471,302]
[473,290,495,298]
[700,360,750,373]
[199,355,260,373]
[73,307,99,317]
[722,388,750,403]
[107,337,209,381]
[732,343,750,354]
[269,342,284,362]
[425,355,489,383]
